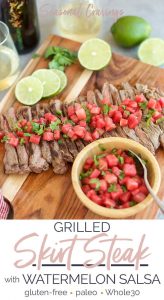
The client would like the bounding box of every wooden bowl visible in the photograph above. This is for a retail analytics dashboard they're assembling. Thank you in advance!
[72,138,161,219]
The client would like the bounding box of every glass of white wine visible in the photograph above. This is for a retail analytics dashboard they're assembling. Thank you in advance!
[56,0,102,42]
[0,21,20,91]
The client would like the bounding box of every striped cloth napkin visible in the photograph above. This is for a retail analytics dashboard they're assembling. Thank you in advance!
[0,191,9,219]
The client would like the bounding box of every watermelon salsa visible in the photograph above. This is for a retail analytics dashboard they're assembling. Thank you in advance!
[80,148,149,209]
[0,94,164,147]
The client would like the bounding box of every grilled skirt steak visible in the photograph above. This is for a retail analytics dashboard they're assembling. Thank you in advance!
[1,81,164,176]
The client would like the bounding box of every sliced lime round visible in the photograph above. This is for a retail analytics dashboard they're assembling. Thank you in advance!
[15,76,43,105]
[138,38,164,66]
[51,69,67,93]
[32,69,61,97]
[78,38,112,70]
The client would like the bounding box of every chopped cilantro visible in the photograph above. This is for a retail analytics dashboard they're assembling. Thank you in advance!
[63,134,68,139]
[90,178,100,191]
[98,144,106,151]
[58,139,63,145]
[44,46,78,71]
[94,154,106,166]
[24,133,31,137]
[65,119,75,125]
[111,148,118,154]
[122,185,127,192]
[79,170,92,180]
[101,171,106,176]
[32,122,40,132]
[129,201,136,207]
[119,171,125,180]
[56,110,62,116]
[102,104,110,115]
[83,106,91,123]
[145,109,155,126]
[93,155,99,166]
[1,136,9,143]
[50,119,61,131]
[156,117,164,124]
[108,183,117,192]
[124,110,130,117]
[20,138,25,145]
[139,101,147,110]
[118,156,124,165]
[122,105,126,110]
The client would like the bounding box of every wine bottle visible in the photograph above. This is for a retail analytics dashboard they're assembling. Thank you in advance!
[1,0,40,54]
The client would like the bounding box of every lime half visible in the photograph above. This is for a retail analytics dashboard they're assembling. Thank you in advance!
[51,69,67,93]
[138,38,164,66]
[32,69,61,97]
[15,76,43,105]
[78,38,112,70]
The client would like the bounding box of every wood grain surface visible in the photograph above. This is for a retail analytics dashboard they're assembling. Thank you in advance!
[0,35,163,219]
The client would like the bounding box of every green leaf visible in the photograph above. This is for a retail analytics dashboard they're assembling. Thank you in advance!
[108,183,117,192]
[122,105,126,110]
[129,201,136,207]
[90,178,100,191]
[101,171,106,176]
[111,148,118,154]
[82,106,91,123]
[122,185,127,192]
[93,155,99,166]
[24,133,31,137]
[102,104,110,115]
[63,134,68,139]
[139,101,147,110]
[32,53,41,59]
[56,110,62,116]
[32,122,40,132]
[118,156,124,165]
[124,110,130,117]
[44,46,56,59]
[58,139,63,145]
[1,135,9,143]
[50,120,61,131]
[119,171,125,180]
[49,60,61,70]
[156,117,164,124]
[79,170,92,180]
[20,138,25,145]
[98,144,106,151]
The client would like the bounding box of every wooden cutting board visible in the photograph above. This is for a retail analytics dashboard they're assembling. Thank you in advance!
[0,35,164,220]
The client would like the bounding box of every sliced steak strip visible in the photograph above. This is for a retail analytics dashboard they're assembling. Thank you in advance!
[0,115,20,174]
[94,87,119,138]
[49,100,74,162]
[62,103,79,158]
[108,83,122,105]
[102,82,113,103]
[94,89,104,106]
[16,106,49,173]
[32,104,52,165]
[108,84,128,138]
[119,90,140,143]
[121,84,155,154]
[4,107,30,173]
[135,83,163,150]
[35,102,68,174]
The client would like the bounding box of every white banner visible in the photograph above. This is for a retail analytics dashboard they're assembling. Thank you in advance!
[0,220,163,299]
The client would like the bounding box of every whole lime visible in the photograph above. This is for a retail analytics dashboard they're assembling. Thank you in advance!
[111,16,152,48]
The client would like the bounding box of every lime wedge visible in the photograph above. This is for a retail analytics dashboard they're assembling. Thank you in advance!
[15,76,43,105]
[78,38,112,70]
[32,69,61,97]
[138,38,164,66]
[51,69,67,93]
